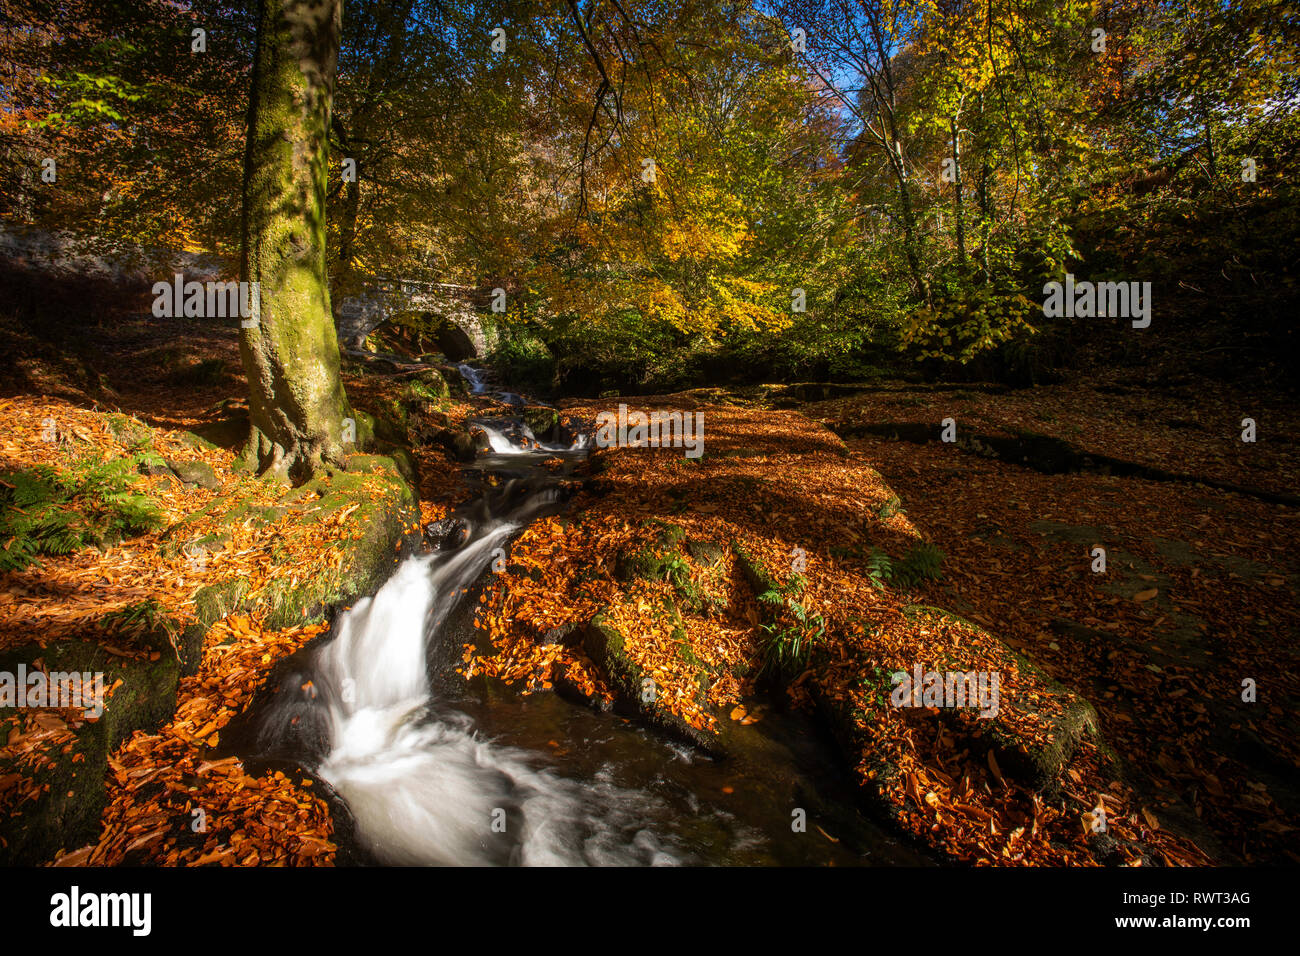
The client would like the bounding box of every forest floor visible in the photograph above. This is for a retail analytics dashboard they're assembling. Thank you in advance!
[2,263,1297,866]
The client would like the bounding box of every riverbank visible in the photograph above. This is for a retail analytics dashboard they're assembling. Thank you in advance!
[3,261,1296,865]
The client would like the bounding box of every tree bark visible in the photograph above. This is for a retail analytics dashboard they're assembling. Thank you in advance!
[950,114,965,267]
[238,0,349,483]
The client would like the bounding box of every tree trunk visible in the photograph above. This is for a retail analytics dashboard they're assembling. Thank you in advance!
[238,0,349,483]
[889,140,929,302]
[338,169,361,279]
[950,115,965,267]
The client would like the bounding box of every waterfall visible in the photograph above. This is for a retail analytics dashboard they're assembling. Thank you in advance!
[457,362,488,395]
[255,468,679,865]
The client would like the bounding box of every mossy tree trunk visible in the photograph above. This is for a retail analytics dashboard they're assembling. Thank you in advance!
[238,0,349,483]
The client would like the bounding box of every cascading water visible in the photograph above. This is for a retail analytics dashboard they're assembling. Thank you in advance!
[241,421,685,864]
[457,362,488,395]
[472,419,587,456]
[231,370,923,867]
[305,521,680,865]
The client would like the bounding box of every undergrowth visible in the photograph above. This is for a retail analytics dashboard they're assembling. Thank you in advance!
[0,455,164,571]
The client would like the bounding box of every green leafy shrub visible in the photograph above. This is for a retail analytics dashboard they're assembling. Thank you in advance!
[756,587,825,678]
[891,542,945,588]
[0,456,164,571]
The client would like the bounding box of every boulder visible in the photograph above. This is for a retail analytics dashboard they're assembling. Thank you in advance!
[165,459,221,491]
[0,639,183,864]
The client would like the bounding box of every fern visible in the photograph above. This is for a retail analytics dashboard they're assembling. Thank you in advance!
[0,456,163,572]
[892,542,945,588]
[757,592,825,678]
[865,547,893,588]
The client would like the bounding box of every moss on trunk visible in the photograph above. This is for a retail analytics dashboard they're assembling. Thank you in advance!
[238,0,349,484]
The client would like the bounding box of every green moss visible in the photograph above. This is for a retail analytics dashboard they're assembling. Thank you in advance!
[406,370,450,401]
[165,459,221,491]
[256,455,420,629]
[193,578,251,628]
[105,414,152,450]
[520,406,559,439]
[348,409,377,451]
[582,607,718,753]
[0,639,182,864]
[615,522,688,583]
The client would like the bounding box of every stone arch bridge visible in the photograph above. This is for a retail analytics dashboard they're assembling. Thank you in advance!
[334,276,491,360]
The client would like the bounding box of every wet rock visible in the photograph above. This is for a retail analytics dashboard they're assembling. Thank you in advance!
[424,517,470,551]
[582,610,719,755]
[433,426,489,462]
[539,621,582,646]
[521,406,560,442]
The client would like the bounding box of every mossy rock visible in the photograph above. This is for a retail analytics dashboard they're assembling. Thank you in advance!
[521,406,560,442]
[901,604,1112,790]
[165,458,222,491]
[348,409,377,452]
[105,414,152,449]
[684,538,726,569]
[439,364,470,396]
[409,369,450,400]
[615,522,688,582]
[733,542,788,610]
[193,578,250,628]
[582,609,719,754]
[807,680,915,836]
[374,441,418,488]
[160,495,275,547]
[137,449,174,479]
[431,427,483,463]
[257,455,420,629]
[0,639,182,864]
[369,401,409,445]
[177,456,418,633]
[733,541,773,590]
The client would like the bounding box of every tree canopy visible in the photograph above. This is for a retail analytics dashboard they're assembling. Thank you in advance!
[4,0,1297,392]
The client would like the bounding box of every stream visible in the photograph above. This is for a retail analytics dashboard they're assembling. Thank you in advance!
[230,364,925,866]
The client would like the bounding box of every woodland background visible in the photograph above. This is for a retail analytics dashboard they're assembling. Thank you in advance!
[2,0,1296,396]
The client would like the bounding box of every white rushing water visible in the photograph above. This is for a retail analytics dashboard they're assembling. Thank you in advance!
[473,420,588,456]
[290,417,677,865]
[458,362,488,395]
